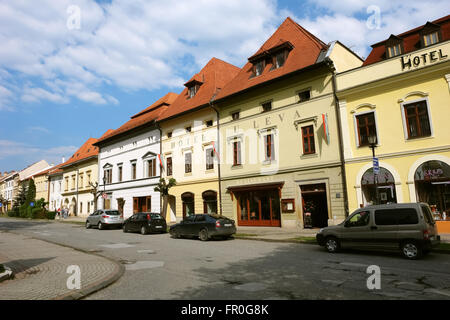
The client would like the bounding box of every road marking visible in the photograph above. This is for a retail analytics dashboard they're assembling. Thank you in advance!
[125,261,164,270]
[99,243,135,249]
[137,250,155,254]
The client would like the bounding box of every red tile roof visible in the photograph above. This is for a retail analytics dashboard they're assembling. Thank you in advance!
[95,92,178,145]
[158,58,240,121]
[214,17,328,101]
[363,15,450,66]
[61,137,99,168]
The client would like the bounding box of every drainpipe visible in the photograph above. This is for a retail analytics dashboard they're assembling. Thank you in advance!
[327,59,350,218]
[157,123,163,215]
[208,101,223,216]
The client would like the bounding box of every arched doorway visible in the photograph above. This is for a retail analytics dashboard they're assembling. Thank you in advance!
[70,197,77,216]
[361,167,397,205]
[414,160,450,219]
[202,190,217,214]
[181,192,194,218]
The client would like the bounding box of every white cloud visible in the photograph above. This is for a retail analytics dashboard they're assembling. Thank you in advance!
[0,0,280,109]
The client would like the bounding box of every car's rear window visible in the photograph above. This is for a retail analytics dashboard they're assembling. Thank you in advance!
[421,205,435,225]
[106,210,120,216]
[375,210,397,225]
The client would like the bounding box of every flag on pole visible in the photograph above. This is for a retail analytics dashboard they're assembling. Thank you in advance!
[322,113,330,144]
[158,154,165,169]
[212,141,220,161]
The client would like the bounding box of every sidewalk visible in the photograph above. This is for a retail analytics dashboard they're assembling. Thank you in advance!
[235,226,450,244]
[0,231,124,300]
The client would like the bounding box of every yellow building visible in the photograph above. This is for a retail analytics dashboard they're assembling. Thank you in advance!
[336,16,450,231]
[213,18,362,228]
[61,137,101,217]
[33,166,54,203]
[158,58,240,222]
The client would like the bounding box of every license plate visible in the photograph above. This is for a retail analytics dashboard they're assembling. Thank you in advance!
[224,224,232,227]
[155,226,162,228]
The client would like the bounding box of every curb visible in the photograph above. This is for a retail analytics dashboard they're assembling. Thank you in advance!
[0,266,14,283]
[4,230,126,300]
[233,235,450,254]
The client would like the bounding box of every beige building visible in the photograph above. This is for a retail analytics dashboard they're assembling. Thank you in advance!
[158,58,240,222]
[61,137,102,217]
[213,18,362,228]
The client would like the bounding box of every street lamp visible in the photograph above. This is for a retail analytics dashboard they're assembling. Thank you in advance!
[368,134,379,205]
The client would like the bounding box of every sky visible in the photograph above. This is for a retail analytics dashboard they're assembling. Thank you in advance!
[0,0,448,172]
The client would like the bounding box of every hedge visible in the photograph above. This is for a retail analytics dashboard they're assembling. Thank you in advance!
[46,211,56,220]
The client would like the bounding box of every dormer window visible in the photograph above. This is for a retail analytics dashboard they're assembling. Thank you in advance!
[253,60,265,77]
[273,50,287,69]
[387,43,402,58]
[385,34,403,59]
[188,85,199,98]
[423,31,439,47]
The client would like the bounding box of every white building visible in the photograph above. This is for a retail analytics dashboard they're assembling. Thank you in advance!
[48,165,63,212]
[94,93,178,218]
[3,171,18,211]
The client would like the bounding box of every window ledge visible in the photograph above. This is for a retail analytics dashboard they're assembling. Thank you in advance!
[404,136,434,142]
[300,153,319,160]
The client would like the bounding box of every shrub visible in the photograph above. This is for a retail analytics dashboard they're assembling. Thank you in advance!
[46,211,56,220]
[31,208,46,219]
[19,204,28,218]
[7,210,15,217]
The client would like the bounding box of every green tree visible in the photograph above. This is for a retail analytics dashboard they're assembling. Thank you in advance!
[89,182,102,212]
[13,183,27,209]
[26,179,36,206]
[154,178,176,220]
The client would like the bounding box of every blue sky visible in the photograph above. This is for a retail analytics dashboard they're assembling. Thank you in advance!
[0,0,448,171]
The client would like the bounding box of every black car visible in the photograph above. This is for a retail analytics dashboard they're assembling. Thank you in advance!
[123,212,167,235]
[169,214,236,241]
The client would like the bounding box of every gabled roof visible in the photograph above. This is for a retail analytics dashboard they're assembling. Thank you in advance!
[47,163,64,177]
[214,17,328,102]
[95,92,178,145]
[157,58,240,121]
[61,137,100,168]
[363,15,450,66]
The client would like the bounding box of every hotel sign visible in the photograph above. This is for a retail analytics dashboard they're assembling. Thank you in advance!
[401,49,448,70]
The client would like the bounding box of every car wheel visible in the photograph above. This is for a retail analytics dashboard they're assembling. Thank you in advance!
[85,221,91,229]
[141,226,148,235]
[401,241,423,260]
[199,228,209,241]
[325,236,340,253]
[98,222,103,230]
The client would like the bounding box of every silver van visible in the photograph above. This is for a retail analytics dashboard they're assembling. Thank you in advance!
[316,203,440,259]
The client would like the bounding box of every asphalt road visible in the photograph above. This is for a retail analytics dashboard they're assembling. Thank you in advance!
[1,217,450,300]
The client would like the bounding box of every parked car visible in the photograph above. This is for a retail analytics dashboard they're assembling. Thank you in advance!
[123,212,167,235]
[169,214,236,241]
[85,209,124,230]
[316,203,440,259]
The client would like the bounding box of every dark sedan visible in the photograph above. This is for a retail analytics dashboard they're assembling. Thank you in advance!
[123,212,167,235]
[169,214,236,241]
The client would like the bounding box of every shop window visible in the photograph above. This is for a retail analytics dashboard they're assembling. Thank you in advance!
[403,100,431,139]
[236,188,281,227]
[301,125,315,154]
[414,160,450,220]
[355,112,377,146]
[361,167,397,206]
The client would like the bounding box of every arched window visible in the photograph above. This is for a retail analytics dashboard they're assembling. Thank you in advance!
[361,167,397,205]
[202,190,217,214]
[181,192,195,218]
[414,160,450,219]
